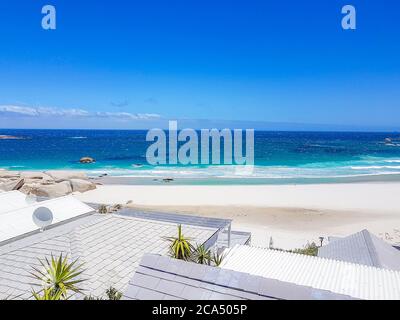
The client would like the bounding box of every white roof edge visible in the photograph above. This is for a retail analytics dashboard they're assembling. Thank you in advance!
[0,195,95,243]
[0,190,19,196]
[221,244,400,300]
[1,194,94,216]
[223,244,400,271]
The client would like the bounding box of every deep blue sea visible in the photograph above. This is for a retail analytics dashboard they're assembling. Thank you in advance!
[1,129,400,184]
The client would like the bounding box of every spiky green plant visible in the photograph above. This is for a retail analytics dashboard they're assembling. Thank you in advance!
[32,287,64,300]
[212,251,225,267]
[165,225,194,260]
[30,254,85,300]
[193,244,211,265]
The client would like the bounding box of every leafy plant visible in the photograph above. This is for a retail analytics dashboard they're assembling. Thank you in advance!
[84,287,122,300]
[106,287,122,300]
[212,251,225,267]
[30,254,85,300]
[98,204,108,214]
[270,241,319,257]
[84,295,101,300]
[291,242,319,256]
[165,225,194,260]
[193,244,211,265]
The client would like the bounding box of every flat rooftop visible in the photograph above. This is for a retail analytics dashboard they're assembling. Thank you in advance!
[0,213,218,299]
[117,208,232,231]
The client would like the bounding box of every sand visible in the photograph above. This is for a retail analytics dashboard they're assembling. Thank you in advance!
[75,182,400,249]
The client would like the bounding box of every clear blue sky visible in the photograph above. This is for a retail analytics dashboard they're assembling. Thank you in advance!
[0,0,399,129]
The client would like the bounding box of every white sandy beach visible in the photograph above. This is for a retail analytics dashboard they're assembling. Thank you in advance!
[75,182,400,249]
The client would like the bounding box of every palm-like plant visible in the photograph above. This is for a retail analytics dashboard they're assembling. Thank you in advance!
[193,244,211,265]
[30,254,85,300]
[32,287,63,300]
[212,251,225,267]
[165,225,194,260]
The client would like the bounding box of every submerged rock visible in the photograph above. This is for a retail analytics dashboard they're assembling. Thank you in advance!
[80,157,95,164]
[0,135,25,140]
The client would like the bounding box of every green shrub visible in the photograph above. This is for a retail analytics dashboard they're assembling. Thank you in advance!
[84,287,122,300]
[106,287,122,300]
[98,204,108,214]
[290,242,319,256]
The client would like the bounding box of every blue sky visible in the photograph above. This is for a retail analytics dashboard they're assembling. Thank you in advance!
[0,0,399,130]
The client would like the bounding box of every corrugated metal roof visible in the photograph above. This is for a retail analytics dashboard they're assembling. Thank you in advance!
[123,254,355,300]
[220,245,400,300]
[0,195,95,243]
[318,230,400,271]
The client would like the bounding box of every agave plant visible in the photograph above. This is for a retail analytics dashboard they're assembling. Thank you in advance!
[193,244,211,265]
[165,225,194,260]
[32,287,64,300]
[212,251,225,267]
[30,254,85,300]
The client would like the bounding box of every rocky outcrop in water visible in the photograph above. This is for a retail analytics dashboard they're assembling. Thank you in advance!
[0,170,97,198]
[0,135,25,140]
[79,157,95,164]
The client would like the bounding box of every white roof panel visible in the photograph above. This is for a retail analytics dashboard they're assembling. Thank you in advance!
[0,191,32,214]
[221,245,400,300]
[0,195,94,243]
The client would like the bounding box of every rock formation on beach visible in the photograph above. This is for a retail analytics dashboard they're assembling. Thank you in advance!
[0,170,97,198]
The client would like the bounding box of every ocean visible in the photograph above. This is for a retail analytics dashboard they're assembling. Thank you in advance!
[1,129,400,184]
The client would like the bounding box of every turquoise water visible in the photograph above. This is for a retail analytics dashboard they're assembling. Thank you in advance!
[1,129,400,184]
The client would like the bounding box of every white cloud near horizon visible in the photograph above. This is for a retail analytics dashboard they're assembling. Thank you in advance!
[0,105,161,120]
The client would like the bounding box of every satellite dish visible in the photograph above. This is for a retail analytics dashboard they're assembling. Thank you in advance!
[25,194,37,205]
[32,207,53,232]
